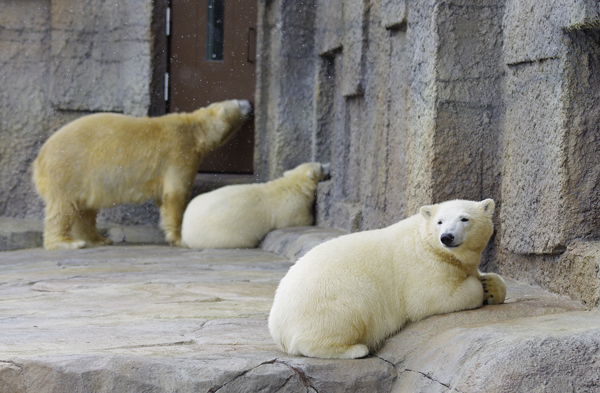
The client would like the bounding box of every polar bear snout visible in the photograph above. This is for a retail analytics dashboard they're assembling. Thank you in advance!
[321,163,331,180]
[237,99,253,117]
[440,233,456,247]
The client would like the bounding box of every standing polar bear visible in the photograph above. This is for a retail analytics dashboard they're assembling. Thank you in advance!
[181,162,329,249]
[33,99,252,250]
[269,199,506,359]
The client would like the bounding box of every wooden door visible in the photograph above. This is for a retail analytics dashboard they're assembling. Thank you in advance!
[169,0,257,174]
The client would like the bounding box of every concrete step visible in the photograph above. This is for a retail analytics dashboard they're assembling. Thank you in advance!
[0,217,166,251]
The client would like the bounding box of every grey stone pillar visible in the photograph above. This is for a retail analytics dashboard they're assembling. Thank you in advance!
[254,0,318,181]
[501,0,600,254]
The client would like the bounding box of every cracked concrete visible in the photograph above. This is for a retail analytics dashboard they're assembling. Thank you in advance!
[1,226,599,392]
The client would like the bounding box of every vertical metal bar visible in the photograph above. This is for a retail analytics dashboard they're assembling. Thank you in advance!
[247,27,256,63]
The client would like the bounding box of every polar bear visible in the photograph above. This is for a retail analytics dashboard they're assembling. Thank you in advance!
[181,162,329,249]
[268,199,506,359]
[33,99,252,250]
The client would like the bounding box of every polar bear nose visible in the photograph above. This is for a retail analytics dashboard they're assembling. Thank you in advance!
[440,233,455,246]
[237,100,253,117]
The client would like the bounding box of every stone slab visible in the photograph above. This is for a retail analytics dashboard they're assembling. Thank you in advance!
[260,226,346,261]
[0,218,166,251]
[0,241,597,392]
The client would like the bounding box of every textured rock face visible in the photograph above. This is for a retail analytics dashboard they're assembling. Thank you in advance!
[2,0,600,306]
[253,0,600,305]
[0,0,158,225]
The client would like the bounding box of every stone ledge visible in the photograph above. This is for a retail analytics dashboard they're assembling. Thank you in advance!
[0,244,594,392]
[0,217,166,251]
[260,226,346,261]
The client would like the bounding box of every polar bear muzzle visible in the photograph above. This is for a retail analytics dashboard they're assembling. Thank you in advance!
[440,233,458,247]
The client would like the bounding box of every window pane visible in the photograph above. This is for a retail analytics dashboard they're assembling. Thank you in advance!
[206,0,224,61]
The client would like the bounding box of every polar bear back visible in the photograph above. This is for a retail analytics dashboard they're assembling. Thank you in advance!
[181,162,323,249]
[181,183,274,249]
[34,113,199,208]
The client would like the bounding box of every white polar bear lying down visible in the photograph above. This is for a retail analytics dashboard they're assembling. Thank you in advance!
[268,199,506,359]
[181,162,330,249]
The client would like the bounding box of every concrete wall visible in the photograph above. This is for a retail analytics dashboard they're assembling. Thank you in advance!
[0,0,164,225]
[255,0,600,306]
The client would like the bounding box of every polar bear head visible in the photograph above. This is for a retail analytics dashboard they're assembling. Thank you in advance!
[420,199,495,256]
[283,162,330,182]
[192,99,253,149]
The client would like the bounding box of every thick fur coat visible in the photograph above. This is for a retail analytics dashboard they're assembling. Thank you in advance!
[33,99,252,250]
[181,162,328,249]
[268,199,506,359]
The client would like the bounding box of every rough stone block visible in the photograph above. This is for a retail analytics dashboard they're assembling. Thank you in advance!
[504,0,599,65]
[341,0,366,97]
[500,59,565,254]
[260,226,345,261]
[550,240,600,308]
[501,28,600,255]
[381,0,406,30]
[49,0,152,114]
[0,218,43,251]
[315,0,343,55]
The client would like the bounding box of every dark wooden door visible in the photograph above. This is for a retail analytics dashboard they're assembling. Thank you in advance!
[169,0,257,174]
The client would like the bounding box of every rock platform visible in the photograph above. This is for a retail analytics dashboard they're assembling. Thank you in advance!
[0,221,598,392]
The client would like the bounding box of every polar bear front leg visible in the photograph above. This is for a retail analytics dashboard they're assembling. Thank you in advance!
[479,273,506,305]
[158,191,188,246]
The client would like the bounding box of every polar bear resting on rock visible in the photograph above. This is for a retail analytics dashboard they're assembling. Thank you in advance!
[33,99,252,250]
[269,199,506,359]
[181,162,330,249]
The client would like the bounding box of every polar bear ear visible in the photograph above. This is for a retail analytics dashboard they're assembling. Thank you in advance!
[480,199,495,216]
[420,205,434,219]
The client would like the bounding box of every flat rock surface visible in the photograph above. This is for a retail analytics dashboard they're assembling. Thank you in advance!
[0,239,598,392]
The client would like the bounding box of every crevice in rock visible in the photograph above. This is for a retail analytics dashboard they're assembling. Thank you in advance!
[274,359,320,393]
[190,319,209,333]
[207,358,279,393]
[374,355,396,369]
[0,360,23,372]
[107,340,195,350]
[404,368,461,393]
[374,355,399,386]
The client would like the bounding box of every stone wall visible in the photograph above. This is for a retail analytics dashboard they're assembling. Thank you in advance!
[254,0,600,305]
[3,0,600,305]
[0,0,163,224]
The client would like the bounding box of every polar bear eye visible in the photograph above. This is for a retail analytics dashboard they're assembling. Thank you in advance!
[461,218,469,222]
[437,221,442,225]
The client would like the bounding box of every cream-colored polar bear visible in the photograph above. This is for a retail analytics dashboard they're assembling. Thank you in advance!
[33,99,252,250]
[268,199,506,359]
[181,162,329,249]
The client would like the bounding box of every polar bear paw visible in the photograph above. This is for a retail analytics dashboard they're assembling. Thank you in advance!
[480,273,506,305]
[44,238,87,251]
[86,236,114,247]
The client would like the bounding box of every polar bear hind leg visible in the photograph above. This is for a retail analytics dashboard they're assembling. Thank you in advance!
[480,273,506,305]
[71,209,113,247]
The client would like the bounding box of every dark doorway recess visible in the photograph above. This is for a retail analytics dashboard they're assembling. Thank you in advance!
[169,0,257,174]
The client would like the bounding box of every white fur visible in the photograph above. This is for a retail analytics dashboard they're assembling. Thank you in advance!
[268,199,506,359]
[181,162,326,249]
